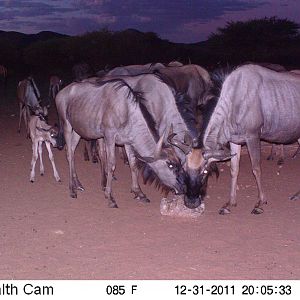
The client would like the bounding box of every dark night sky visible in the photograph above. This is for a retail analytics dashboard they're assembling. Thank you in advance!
[0,0,299,43]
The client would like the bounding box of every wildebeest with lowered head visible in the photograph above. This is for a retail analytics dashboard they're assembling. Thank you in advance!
[190,64,300,214]
[55,79,187,208]
[94,72,211,208]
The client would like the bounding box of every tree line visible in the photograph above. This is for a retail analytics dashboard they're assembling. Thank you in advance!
[1,16,300,81]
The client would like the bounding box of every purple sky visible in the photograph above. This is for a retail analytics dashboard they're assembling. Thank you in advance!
[0,0,299,43]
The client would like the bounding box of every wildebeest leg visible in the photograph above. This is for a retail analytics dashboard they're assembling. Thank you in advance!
[247,137,267,214]
[96,138,107,191]
[38,141,44,176]
[90,140,99,163]
[18,103,23,133]
[124,144,150,203]
[83,141,90,161]
[219,143,241,215]
[30,141,38,182]
[66,128,84,198]
[277,144,285,165]
[104,139,118,208]
[119,146,129,165]
[45,141,61,182]
[25,107,31,138]
[267,144,275,161]
[292,139,300,159]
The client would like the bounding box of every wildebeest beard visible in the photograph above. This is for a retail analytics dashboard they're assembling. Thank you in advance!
[136,158,173,196]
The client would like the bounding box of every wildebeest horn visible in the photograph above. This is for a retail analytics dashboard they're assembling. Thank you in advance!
[154,129,167,159]
[203,149,233,161]
[167,133,191,155]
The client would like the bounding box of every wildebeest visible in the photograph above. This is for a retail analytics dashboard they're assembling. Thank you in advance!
[0,64,7,77]
[154,64,213,130]
[167,61,183,67]
[72,62,93,81]
[193,64,300,214]
[92,72,208,206]
[47,75,63,108]
[55,79,187,208]
[29,114,60,183]
[103,63,165,77]
[267,69,300,165]
[17,77,45,136]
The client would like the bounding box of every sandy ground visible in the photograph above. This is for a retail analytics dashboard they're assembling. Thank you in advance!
[0,100,299,280]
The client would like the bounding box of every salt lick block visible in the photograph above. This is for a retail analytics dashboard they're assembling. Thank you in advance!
[160,195,205,218]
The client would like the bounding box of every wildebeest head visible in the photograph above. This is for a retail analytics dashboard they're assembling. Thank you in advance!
[137,130,187,195]
[185,147,232,209]
[168,131,232,209]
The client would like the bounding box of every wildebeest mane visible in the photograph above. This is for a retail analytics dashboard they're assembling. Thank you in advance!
[198,66,235,147]
[175,92,198,139]
[95,78,159,142]
[154,71,198,140]
[136,158,172,195]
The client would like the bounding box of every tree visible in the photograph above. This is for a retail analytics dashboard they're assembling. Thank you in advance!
[206,17,300,65]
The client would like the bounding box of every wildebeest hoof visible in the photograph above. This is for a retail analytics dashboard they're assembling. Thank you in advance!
[219,207,231,215]
[92,158,98,163]
[251,207,264,214]
[108,202,118,208]
[77,186,85,192]
[267,155,273,161]
[30,179,35,183]
[289,194,299,201]
[40,173,44,176]
[277,159,284,165]
[70,193,77,198]
[135,196,150,203]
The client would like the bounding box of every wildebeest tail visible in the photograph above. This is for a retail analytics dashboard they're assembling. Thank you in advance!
[56,112,65,150]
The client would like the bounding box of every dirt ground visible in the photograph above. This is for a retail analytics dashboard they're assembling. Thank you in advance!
[0,98,299,280]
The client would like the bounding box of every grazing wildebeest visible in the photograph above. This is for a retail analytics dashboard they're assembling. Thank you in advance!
[29,114,60,183]
[192,64,300,214]
[47,75,63,108]
[91,73,210,206]
[17,77,44,136]
[55,79,187,208]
